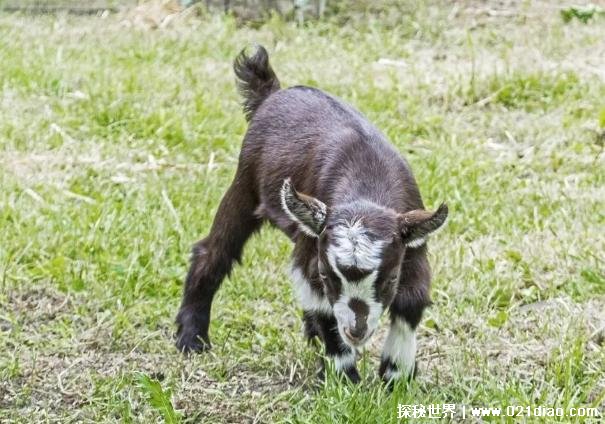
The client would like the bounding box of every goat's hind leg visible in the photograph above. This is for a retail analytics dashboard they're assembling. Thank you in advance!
[176,174,261,353]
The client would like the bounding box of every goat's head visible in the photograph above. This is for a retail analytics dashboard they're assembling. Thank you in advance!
[281,178,448,348]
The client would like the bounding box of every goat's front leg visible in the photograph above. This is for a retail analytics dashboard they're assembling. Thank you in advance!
[290,250,359,383]
[379,311,418,385]
[316,313,361,383]
[379,246,431,387]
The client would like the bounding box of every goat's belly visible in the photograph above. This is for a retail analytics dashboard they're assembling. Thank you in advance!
[253,202,299,240]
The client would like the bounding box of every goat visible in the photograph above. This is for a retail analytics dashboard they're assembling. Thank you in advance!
[175,46,448,385]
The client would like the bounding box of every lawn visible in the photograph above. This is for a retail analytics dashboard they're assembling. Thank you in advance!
[0,1,604,422]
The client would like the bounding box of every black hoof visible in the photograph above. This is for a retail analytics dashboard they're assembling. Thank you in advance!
[379,359,417,391]
[316,359,360,384]
[175,305,211,354]
[344,367,361,384]
[175,329,211,354]
[382,376,395,392]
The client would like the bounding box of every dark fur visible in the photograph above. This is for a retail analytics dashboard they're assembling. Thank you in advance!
[233,45,281,122]
[176,46,447,384]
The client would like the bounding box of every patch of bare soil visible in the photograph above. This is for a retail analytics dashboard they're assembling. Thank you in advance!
[1,349,296,421]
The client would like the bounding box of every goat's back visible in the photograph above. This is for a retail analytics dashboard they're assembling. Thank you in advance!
[240,86,423,216]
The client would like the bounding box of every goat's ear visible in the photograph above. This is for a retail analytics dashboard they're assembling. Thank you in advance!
[280,178,327,237]
[398,203,448,247]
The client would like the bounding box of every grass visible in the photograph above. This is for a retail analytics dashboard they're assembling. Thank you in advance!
[1,1,604,422]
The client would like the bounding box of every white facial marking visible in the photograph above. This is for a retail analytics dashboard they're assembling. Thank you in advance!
[333,350,357,371]
[327,250,384,347]
[332,301,356,330]
[329,219,386,269]
[382,317,416,380]
[290,266,332,315]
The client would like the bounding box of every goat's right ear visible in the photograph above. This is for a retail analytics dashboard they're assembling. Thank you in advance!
[280,178,327,237]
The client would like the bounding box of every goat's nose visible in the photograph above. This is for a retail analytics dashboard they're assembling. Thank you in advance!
[344,326,365,342]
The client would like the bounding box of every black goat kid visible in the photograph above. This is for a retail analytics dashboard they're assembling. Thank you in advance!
[176,46,448,385]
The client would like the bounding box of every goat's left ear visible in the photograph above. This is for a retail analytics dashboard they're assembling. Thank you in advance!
[280,178,327,237]
[398,203,448,247]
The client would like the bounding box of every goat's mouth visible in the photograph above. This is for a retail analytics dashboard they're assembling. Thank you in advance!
[341,327,376,348]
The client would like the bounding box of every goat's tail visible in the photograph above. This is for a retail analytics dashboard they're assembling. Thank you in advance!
[233,45,281,121]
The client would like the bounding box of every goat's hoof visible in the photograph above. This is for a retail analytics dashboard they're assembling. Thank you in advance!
[317,357,361,384]
[344,367,361,384]
[379,362,417,392]
[175,331,211,354]
[382,377,396,392]
[316,359,326,382]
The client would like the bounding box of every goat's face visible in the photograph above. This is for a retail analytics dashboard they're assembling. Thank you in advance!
[316,207,404,347]
[281,179,448,348]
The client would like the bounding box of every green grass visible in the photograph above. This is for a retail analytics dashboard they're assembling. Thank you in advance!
[1,1,604,422]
